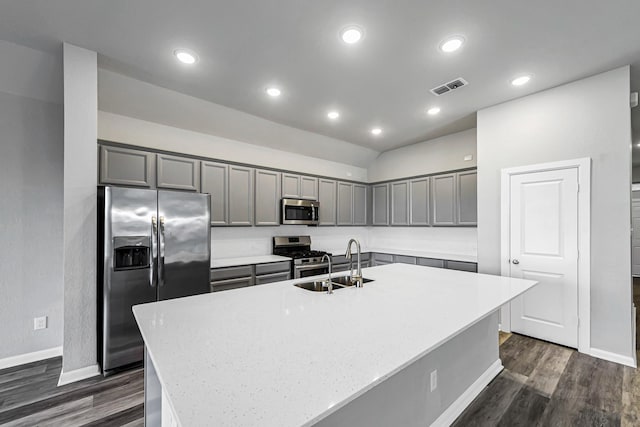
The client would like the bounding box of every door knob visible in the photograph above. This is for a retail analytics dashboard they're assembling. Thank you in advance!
[512,259,520,265]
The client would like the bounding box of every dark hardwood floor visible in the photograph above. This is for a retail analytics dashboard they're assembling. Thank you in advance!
[1,332,638,426]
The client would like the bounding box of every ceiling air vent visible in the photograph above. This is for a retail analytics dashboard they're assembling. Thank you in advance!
[430,77,469,96]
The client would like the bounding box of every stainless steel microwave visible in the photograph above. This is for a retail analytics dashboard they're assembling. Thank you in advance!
[281,198,319,225]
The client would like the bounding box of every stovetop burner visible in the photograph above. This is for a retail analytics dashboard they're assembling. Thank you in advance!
[272,236,331,260]
[286,250,330,259]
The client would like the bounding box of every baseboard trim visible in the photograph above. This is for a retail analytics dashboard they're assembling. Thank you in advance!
[589,347,636,368]
[57,364,101,386]
[0,346,63,370]
[431,359,503,427]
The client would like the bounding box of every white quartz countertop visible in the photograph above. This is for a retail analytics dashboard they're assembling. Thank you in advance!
[133,264,536,427]
[323,247,477,263]
[211,254,291,269]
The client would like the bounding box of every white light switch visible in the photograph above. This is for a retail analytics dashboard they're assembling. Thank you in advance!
[430,369,438,391]
[34,316,47,330]
[464,154,473,161]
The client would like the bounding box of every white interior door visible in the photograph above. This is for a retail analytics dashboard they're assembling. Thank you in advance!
[509,168,579,348]
[632,200,640,277]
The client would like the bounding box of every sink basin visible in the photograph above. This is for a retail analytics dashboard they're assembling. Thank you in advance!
[294,276,374,292]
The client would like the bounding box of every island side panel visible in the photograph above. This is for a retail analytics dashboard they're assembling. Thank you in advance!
[145,347,162,426]
[314,311,501,427]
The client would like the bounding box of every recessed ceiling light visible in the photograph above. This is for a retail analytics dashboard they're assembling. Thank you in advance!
[511,75,532,86]
[266,87,282,97]
[340,26,364,44]
[371,128,382,136]
[439,36,465,53]
[327,111,340,120]
[427,107,441,115]
[174,49,198,65]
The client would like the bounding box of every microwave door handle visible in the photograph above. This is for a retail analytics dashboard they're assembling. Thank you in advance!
[150,216,158,287]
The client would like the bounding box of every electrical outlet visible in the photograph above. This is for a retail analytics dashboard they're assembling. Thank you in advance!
[34,316,47,330]
[464,154,473,161]
[430,369,438,392]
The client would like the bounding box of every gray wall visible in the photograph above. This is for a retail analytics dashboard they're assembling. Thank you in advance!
[0,41,64,359]
[477,67,633,358]
[367,128,477,183]
[62,43,98,373]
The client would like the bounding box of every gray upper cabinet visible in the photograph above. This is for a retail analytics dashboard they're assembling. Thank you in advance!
[228,165,254,226]
[156,154,200,191]
[300,176,319,200]
[372,184,389,225]
[432,173,457,226]
[457,171,477,226]
[353,184,367,226]
[318,179,337,226]
[409,177,430,226]
[390,181,410,226]
[337,182,354,225]
[255,169,281,226]
[281,173,301,199]
[201,161,228,226]
[99,145,155,188]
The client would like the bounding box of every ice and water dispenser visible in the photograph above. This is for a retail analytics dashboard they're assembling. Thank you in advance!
[113,236,150,270]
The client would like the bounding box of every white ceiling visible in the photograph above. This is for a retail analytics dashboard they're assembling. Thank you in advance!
[1,0,640,153]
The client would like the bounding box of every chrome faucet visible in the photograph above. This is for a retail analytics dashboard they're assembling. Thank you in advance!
[321,254,333,294]
[345,238,363,287]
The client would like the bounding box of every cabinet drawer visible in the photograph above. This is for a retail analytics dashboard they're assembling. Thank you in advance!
[255,261,291,275]
[255,271,291,285]
[210,265,253,281]
[445,261,478,272]
[373,253,394,263]
[416,258,445,268]
[210,276,253,292]
[394,255,416,265]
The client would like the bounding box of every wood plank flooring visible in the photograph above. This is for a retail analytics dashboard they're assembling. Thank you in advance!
[1,332,638,426]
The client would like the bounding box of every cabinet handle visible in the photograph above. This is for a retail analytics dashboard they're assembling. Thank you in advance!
[512,259,520,265]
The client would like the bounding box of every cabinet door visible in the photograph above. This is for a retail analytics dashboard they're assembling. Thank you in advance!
[432,173,457,226]
[255,272,291,285]
[390,181,409,226]
[446,260,478,272]
[353,184,367,225]
[409,177,430,226]
[394,255,416,264]
[255,169,281,226]
[372,184,389,225]
[337,182,354,225]
[318,179,337,226]
[228,166,254,226]
[99,145,155,187]
[201,161,228,226]
[300,176,319,200]
[210,277,253,292]
[417,258,445,268]
[457,171,477,226]
[281,173,301,198]
[156,154,200,191]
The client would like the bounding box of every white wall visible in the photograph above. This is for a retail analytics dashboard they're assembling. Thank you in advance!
[477,67,633,359]
[62,43,99,376]
[0,41,64,362]
[99,111,369,182]
[367,129,477,182]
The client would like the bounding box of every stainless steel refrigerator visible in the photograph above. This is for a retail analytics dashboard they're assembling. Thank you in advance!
[97,186,211,375]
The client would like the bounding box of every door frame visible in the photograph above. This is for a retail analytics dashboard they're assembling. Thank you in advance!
[500,157,591,354]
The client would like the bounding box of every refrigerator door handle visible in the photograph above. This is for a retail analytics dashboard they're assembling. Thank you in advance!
[150,216,158,287]
[159,216,166,287]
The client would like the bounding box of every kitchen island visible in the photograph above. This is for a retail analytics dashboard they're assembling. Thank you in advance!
[133,263,537,426]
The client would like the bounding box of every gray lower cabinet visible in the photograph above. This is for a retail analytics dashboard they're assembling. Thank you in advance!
[445,260,478,272]
[432,173,457,226]
[409,177,430,226]
[210,276,253,292]
[318,179,337,226]
[372,253,394,266]
[156,154,200,191]
[228,166,254,226]
[457,171,477,226]
[255,271,291,285]
[372,184,389,225]
[394,255,416,264]
[255,169,281,226]
[353,184,367,225]
[300,176,319,200]
[210,265,254,292]
[201,161,228,226]
[416,258,445,268]
[99,145,155,188]
[337,182,354,225]
[391,181,410,226]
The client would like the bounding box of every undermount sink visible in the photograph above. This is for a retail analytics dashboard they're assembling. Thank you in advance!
[294,276,374,292]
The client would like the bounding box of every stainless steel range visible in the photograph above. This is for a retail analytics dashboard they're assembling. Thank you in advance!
[273,236,331,279]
